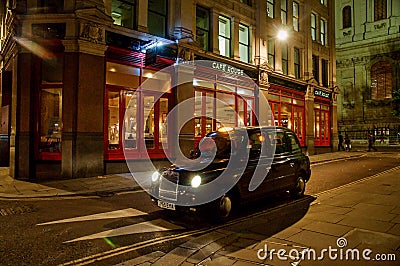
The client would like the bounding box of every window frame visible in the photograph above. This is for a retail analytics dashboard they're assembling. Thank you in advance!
[281,0,287,25]
[147,0,168,38]
[239,23,250,63]
[294,47,300,79]
[342,6,352,29]
[267,0,274,19]
[196,5,211,51]
[282,43,288,75]
[268,39,275,69]
[370,61,393,99]
[374,0,387,21]
[293,1,299,32]
[320,18,326,45]
[218,15,232,58]
[312,55,319,82]
[311,13,317,41]
[111,0,137,30]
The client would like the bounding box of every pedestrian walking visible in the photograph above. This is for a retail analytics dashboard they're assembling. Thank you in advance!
[368,133,377,152]
[344,134,351,151]
[338,132,345,151]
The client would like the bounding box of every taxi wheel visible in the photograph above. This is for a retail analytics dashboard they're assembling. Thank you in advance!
[290,175,306,199]
[216,192,237,220]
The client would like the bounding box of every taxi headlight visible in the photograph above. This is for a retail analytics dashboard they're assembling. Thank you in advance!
[191,175,202,188]
[151,171,160,182]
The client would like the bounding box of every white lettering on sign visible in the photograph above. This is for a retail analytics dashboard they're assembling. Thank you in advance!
[212,62,244,76]
[314,90,330,98]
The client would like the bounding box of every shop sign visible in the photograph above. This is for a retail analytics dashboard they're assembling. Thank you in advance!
[211,62,244,76]
[314,89,331,99]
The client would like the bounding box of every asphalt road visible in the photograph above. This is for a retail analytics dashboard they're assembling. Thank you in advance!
[0,153,399,265]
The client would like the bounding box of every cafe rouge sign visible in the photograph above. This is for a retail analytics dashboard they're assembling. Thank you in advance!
[211,62,244,76]
[314,89,331,99]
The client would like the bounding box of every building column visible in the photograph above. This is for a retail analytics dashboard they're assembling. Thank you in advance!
[137,0,149,32]
[305,85,315,155]
[232,18,240,61]
[331,88,339,151]
[212,9,220,54]
[61,39,106,178]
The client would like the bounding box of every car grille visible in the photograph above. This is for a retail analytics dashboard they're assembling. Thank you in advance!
[159,170,179,201]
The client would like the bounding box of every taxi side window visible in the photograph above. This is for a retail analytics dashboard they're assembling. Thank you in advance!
[273,132,289,154]
[287,133,301,153]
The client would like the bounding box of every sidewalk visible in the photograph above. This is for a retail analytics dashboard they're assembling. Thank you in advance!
[0,151,365,199]
[120,155,400,266]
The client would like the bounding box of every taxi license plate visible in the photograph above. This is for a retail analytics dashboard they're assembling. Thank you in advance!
[157,200,176,210]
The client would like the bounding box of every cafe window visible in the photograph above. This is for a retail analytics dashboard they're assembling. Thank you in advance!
[322,59,328,87]
[105,61,172,160]
[148,0,168,37]
[314,102,330,146]
[218,16,231,57]
[266,88,305,146]
[38,56,63,160]
[239,24,249,63]
[196,6,210,51]
[112,0,136,30]
[293,2,299,32]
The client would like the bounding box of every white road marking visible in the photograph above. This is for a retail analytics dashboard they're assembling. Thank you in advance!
[37,208,147,225]
[64,218,185,243]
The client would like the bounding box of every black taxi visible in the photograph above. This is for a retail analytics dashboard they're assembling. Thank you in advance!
[150,126,311,220]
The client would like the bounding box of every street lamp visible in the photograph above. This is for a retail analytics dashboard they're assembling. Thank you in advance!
[277,29,288,41]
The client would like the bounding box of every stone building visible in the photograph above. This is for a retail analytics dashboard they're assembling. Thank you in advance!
[335,0,400,142]
[0,0,337,179]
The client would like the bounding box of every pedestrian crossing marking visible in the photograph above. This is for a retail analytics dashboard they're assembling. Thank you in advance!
[37,208,147,225]
[64,218,184,243]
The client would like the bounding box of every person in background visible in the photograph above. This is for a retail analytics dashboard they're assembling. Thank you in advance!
[368,133,377,152]
[344,134,351,151]
[338,132,345,151]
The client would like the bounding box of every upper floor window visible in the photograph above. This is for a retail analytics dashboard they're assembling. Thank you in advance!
[267,0,274,18]
[268,39,275,69]
[312,55,319,82]
[239,24,250,63]
[196,6,210,51]
[148,0,168,37]
[322,59,328,87]
[374,0,387,21]
[342,6,352,28]
[311,13,317,41]
[320,18,326,45]
[282,43,288,75]
[218,16,231,57]
[281,0,287,25]
[112,0,136,30]
[371,61,392,99]
[293,2,299,32]
[39,0,64,13]
[294,47,300,78]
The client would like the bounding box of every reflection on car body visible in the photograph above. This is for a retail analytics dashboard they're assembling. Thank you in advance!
[150,126,311,220]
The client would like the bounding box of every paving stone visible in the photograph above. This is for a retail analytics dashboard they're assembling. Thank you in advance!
[180,231,226,249]
[343,228,400,251]
[231,237,259,249]
[391,214,400,224]
[391,207,400,215]
[201,254,236,266]
[301,221,353,237]
[364,194,400,207]
[272,226,303,240]
[223,248,261,263]
[339,216,395,233]
[325,191,369,208]
[303,211,345,224]
[115,251,165,266]
[152,247,196,266]
[345,203,397,222]
[287,230,339,249]
[308,204,352,215]
[186,242,224,264]
[387,223,400,236]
